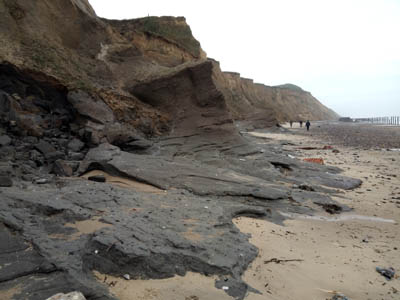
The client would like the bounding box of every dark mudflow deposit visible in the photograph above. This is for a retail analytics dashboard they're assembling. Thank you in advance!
[0,1,355,299]
[0,65,360,300]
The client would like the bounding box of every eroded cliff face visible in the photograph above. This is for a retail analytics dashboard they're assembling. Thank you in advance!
[222,72,338,124]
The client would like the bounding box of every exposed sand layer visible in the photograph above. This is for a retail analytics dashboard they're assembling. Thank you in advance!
[49,217,113,240]
[65,217,113,239]
[81,170,164,193]
[93,271,232,300]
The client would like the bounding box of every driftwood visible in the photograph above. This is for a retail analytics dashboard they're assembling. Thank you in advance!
[263,258,304,264]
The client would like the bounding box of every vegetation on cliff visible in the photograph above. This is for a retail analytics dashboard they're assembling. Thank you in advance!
[112,16,202,58]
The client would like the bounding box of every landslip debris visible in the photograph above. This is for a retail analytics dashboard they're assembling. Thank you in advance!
[303,158,325,165]
[317,289,350,300]
[314,202,343,214]
[376,267,396,280]
[332,294,350,300]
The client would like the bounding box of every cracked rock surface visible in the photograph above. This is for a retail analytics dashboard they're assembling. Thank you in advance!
[0,127,362,300]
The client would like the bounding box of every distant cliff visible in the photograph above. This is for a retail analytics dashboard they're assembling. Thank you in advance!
[222,73,338,124]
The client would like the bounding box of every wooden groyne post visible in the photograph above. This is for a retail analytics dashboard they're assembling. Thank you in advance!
[353,116,400,125]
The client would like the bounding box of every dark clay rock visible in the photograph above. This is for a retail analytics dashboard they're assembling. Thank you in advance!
[0,90,11,113]
[121,139,153,152]
[0,176,12,187]
[16,113,45,137]
[52,160,73,177]
[35,140,57,157]
[34,140,64,162]
[68,138,85,152]
[0,135,11,146]
[69,152,85,161]
[0,162,13,176]
[30,150,45,166]
[67,91,115,124]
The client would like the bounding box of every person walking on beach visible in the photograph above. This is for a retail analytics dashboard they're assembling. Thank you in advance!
[299,120,303,128]
[305,120,311,131]
[289,120,293,128]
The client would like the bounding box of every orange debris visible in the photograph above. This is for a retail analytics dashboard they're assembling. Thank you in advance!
[303,158,325,165]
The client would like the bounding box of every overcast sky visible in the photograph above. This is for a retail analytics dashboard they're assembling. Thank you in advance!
[89,0,400,118]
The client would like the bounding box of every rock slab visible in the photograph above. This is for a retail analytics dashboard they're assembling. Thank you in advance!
[0,176,12,187]
[46,292,86,300]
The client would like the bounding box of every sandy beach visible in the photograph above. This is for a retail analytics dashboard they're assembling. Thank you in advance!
[235,122,400,300]
[93,121,399,300]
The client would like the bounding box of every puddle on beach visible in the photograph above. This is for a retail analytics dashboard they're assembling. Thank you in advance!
[280,212,397,224]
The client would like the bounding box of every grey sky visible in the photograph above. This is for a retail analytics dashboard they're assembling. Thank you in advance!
[89,0,400,118]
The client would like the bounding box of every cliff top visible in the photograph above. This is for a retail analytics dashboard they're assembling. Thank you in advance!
[275,83,304,92]
[105,16,202,58]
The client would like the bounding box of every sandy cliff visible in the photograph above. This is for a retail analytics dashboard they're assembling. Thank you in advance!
[222,73,339,123]
[0,0,337,144]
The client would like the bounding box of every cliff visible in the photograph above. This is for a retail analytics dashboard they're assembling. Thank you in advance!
[0,0,337,144]
[222,73,338,124]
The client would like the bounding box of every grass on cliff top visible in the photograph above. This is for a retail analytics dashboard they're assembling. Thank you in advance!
[133,16,201,57]
[275,83,304,92]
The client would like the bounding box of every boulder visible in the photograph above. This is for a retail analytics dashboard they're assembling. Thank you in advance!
[0,135,11,146]
[35,140,57,156]
[34,140,63,161]
[46,291,86,300]
[68,138,85,152]
[67,91,115,124]
[52,160,73,177]
[16,113,45,137]
[30,149,45,166]
[69,152,85,161]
